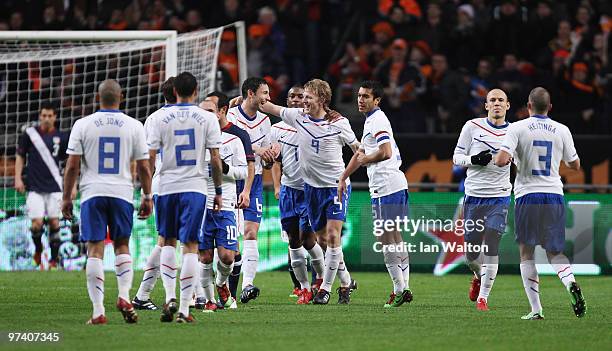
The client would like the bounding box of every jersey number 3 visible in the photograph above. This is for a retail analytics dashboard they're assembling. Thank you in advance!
[532,140,552,176]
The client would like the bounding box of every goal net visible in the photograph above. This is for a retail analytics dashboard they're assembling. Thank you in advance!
[0,23,246,270]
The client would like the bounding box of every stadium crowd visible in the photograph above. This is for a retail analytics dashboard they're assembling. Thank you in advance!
[1,0,611,134]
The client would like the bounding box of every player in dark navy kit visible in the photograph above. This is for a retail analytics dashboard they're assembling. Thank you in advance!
[15,102,70,269]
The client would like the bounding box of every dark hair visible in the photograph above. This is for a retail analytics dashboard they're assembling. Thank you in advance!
[241,77,267,98]
[528,87,551,114]
[289,84,304,91]
[360,80,384,99]
[174,71,197,98]
[162,77,176,103]
[206,91,229,110]
[39,101,56,114]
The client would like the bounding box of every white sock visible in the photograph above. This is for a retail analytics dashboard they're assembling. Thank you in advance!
[201,262,214,301]
[550,254,576,289]
[479,255,498,300]
[399,245,410,289]
[337,254,351,288]
[194,262,205,299]
[136,245,161,301]
[115,254,133,301]
[179,253,198,316]
[85,257,104,318]
[86,258,105,318]
[383,247,404,294]
[216,260,233,287]
[467,258,482,278]
[307,243,325,279]
[321,247,342,292]
[160,246,177,303]
[289,246,310,289]
[520,260,542,313]
[241,240,259,289]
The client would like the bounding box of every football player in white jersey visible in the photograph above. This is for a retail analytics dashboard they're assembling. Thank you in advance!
[339,81,412,308]
[146,72,223,323]
[261,79,359,305]
[62,79,153,325]
[226,77,276,303]
[495,87,586,320]
[196,99,248,311]
[133,77,176,311]
[453,88,512,311]
[270,86,326,304]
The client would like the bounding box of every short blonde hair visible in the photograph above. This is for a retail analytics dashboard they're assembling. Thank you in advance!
[304,79,332,106]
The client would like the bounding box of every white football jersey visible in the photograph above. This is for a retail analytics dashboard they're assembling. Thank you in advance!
[500,115,578,198]
[205,132,248,210]
[270,121,302,189]
[144,106,169,195]
[227,105,271,175]
[454,118,512,197]
[146,103,221,196]
[280,107,357,188]
[66,110,149,203]
[361,108,407,198]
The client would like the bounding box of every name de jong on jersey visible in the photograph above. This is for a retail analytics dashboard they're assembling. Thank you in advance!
[66,110,148,203]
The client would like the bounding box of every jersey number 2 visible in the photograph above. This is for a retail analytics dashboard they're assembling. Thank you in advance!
[175,129,196,166]
[532,140,552,176]
[98,137,120,174]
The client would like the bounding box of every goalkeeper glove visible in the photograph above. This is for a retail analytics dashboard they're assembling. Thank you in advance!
[471,150,492,166]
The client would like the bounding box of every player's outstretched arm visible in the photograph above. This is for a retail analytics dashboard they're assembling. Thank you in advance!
[62,155,81,220]
[358,142,392,165]
[338,148,364,200]
[209,148,224,211]
[14,155,25,193]
[260,101,283,119]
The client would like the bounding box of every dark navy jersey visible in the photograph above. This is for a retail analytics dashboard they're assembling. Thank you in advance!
[222,122,255,163]
[17,127,69,193]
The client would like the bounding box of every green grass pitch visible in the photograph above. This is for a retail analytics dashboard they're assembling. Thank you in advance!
[0,271,610,350]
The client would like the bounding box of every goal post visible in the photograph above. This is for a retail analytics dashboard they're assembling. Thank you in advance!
[0,22,247,270]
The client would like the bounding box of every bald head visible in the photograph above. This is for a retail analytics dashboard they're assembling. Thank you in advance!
[528,87,551,115]
[484,88,510,120]
[98,79,122,108]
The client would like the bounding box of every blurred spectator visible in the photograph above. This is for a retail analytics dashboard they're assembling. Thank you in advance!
[523,0,558,63]
[572,5,595,44]
[107,9,128,30]
[328,43,372,104]
[387,5,413,40]
[470,0,492,32]
[258,7,286,59]
[218,31,239,89]
[562,62,601,134]
[42,6,63,30]
[378,0,421,23]
[494,53,531,118]
[359,21,395,69]
[416,2,448,54]
[448,4,483,71]
[278,0,308,85]
[425,53,470,133]
[247,24,287,85]
[374,38,426,133]
[486,0,525,60]
[10,12,24,30]
[469,58,495,117]
[185,9,203,32]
